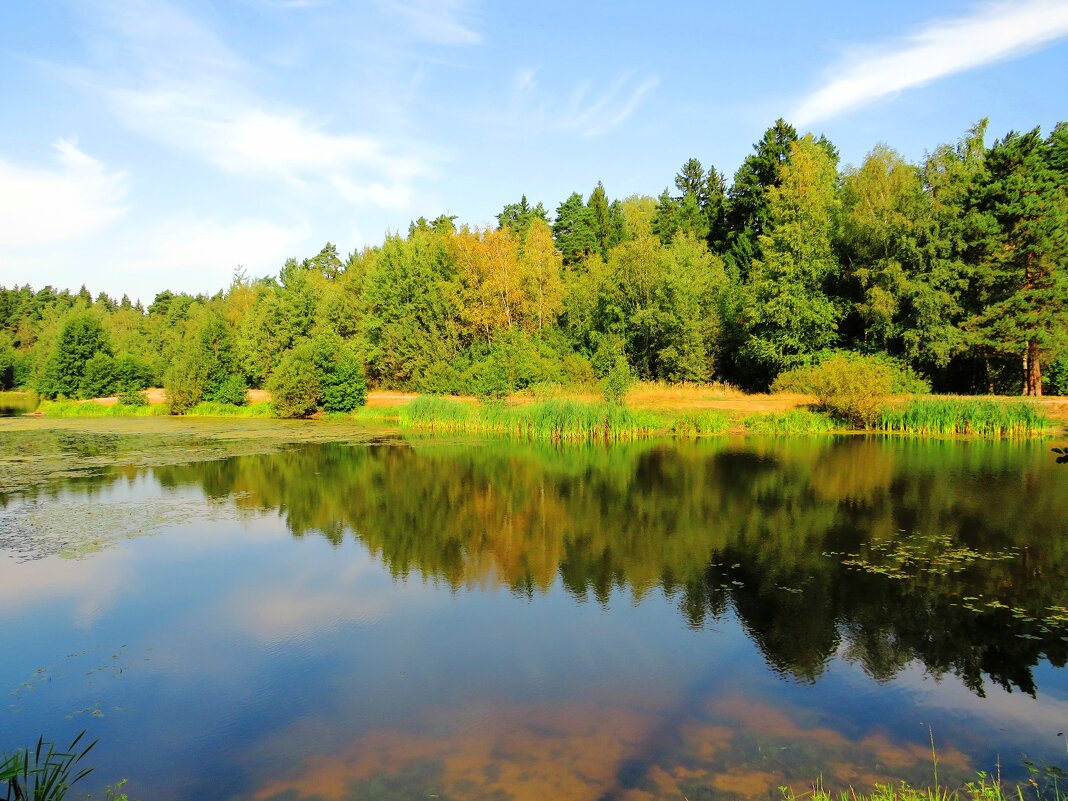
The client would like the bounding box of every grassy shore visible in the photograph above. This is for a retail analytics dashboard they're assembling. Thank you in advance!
[24,383,1056,440]
[877,397,1049,438]
[784,779,1060,801]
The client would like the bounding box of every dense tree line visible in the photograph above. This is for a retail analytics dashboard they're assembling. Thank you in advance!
[1,118,1066,406]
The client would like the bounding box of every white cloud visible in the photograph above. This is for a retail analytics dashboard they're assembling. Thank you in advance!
[504,69,659,138]
[0,214,306,303]
[378,0,482,45]
[74,0,429,208]
[794,0,1068,125]
[0,139,127,247]
[106,88,426,202]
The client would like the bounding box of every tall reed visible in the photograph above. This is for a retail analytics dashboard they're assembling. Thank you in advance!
[670,410,732,436]
[877,398,1048,438]
[397,397,658,442]
[743,409,836,435]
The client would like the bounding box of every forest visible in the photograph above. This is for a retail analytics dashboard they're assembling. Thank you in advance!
[1,117,1066,413]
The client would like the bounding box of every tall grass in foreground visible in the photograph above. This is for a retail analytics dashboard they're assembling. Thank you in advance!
[398,396,659,442]
[743,409,837,435]
[877,398,1048,438]
[783,774,1064,801]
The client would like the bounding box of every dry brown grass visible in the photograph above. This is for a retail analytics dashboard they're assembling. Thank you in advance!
[88,387,269,407]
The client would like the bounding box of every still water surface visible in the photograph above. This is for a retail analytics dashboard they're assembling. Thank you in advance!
[1,428,1067,801]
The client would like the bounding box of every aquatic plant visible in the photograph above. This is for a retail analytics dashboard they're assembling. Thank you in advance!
[669,410,732,436]
[877,398,1048,438]
[1,732,96,801]
[185,401,273,418]
[37,401,169,418]
[742,409,836,435]
[397,397,658,442]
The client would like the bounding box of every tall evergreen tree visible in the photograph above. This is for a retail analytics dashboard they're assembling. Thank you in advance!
[739,135,842,386]
[552,192,597,265]
[969,128,1068,395]
[725,119,799,277]
[497,196,548,233]
[39,313,112,398]
[587,181,614,258]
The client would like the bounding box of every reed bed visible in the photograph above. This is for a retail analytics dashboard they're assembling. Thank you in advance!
[742,409,837,435]
[877,397,1048,438]
[185,401,273,418]
[397,396,659,442]
[37,400,170,417]
[670,410,732,436]
[350,405,400,424]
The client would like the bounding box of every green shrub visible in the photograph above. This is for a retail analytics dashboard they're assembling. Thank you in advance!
[112,354,153,392]
[1045,356,1068,396]
[116,389,148,407]
[321,353,367,412]
[774,353,895,427]
[79,352,115,399]
[207,374,248,406]
[602,357,633,405]
[0,345,14,391]
[268,347,322,418]
[164,352,210,415]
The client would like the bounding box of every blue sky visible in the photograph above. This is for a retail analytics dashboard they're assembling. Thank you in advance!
[2,0,1068,303]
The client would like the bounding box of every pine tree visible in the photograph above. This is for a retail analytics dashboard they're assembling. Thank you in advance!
[552,192,597,264]
[970,128,1068,395]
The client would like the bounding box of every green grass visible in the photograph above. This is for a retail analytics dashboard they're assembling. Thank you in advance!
[783,773,1064,801]
[397,396,659,442]
[351,405,401,424]
[877,397,1048,438]
[38,400,275,418]
[37,400,170,417]
[669,409,732,436]
[743,409,837,435]
[185,401,273,418]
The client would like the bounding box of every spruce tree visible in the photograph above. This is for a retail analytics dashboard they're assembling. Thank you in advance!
[970,128,1068,395]
[552,192,597,264]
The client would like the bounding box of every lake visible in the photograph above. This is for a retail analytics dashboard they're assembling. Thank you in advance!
[1,421,1067,801]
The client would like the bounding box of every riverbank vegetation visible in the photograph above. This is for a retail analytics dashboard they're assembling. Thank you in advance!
[29,389,1051,439]
[2,118,1065,419]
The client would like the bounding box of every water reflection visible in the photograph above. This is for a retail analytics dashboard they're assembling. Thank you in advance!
[3,434,1068,801]
[132,437,1068,695]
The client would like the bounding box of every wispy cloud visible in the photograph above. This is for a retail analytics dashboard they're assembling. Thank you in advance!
[0,139,127,248]
[0,213,307,303]
[73,0,429,208]
[793,0,1068,125]
[377,0,482,45]
[503,69,659,138]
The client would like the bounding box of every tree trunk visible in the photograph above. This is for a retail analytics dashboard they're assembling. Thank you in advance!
[1026,339,1043,396]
